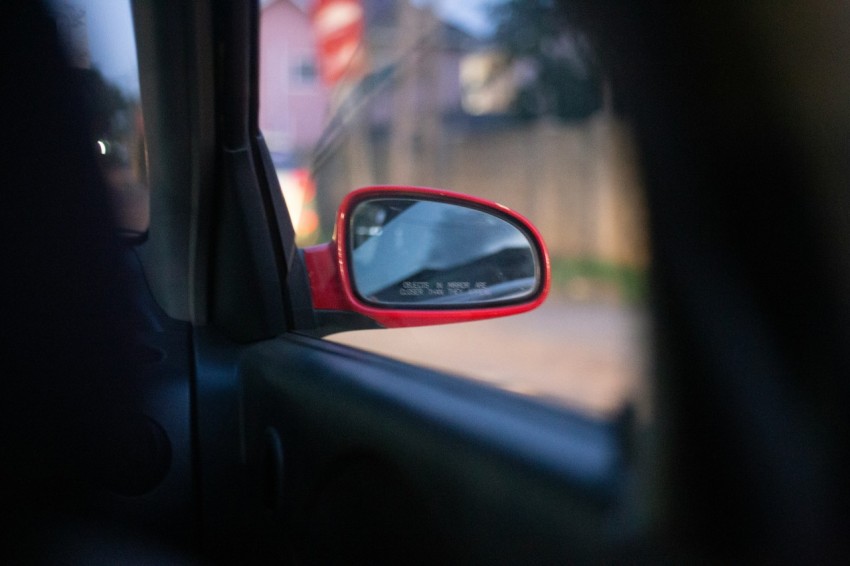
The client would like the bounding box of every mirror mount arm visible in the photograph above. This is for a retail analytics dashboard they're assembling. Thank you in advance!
[303,241,347,311]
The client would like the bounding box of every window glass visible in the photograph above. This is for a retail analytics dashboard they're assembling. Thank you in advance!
[260,0,649,418]
[50,0,148,236]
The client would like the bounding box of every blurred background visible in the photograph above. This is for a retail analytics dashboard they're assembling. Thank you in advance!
[258,0,652,417]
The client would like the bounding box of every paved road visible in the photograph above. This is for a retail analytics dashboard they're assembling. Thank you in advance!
[328,299,650,416]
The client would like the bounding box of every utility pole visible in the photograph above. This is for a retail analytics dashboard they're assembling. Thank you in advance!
[387,1,440,185]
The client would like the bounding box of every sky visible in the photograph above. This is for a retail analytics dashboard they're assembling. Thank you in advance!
[299,0,503,37]
[51,0,140,96]
[428,0,502,38]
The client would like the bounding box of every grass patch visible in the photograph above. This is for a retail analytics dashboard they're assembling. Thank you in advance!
[549,256,648,303]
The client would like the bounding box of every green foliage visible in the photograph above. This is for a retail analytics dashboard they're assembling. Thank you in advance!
[490,0,603,122]
[550,256,648,304]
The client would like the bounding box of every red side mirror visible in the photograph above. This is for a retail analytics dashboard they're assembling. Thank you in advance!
[303,186,550,333]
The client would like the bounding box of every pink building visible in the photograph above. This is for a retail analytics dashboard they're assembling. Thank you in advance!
[259,0,331,163]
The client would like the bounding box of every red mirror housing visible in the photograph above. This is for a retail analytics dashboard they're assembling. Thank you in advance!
[303,186,550,333]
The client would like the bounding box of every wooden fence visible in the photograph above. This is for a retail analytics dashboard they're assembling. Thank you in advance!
[313,112,649,268]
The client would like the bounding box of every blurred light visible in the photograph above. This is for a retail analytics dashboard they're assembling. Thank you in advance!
[460,52,516,115]
[97,140,108,155]
[277,168,319,243]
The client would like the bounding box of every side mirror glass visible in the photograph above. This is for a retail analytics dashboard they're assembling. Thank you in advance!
[349,198,540,307]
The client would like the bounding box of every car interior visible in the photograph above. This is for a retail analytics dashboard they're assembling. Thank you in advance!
[1,0,847,564]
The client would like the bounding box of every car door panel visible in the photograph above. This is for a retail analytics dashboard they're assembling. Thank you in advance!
[234,333,629,563]
[86,248,198,547]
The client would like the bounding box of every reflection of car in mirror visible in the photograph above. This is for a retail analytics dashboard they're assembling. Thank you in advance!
[349,198,540,307]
